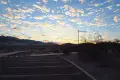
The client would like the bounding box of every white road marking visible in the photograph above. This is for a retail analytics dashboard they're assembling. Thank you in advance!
[30,53,63,56]
[8,66,73,68]
[0,73,81,78]
[59,55,97,80]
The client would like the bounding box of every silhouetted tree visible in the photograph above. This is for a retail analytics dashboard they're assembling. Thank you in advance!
[113,38,120,43]
[93,32,103,43]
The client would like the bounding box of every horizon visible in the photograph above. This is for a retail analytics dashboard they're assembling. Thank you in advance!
[0,0,120,44]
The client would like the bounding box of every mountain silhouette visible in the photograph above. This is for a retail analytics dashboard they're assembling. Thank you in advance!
[0,36,54,45]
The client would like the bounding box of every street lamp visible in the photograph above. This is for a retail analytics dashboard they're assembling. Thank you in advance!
[78,29,80,45]
[78,29,87,44]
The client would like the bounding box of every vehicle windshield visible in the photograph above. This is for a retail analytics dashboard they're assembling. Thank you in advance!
[0,0,120,80]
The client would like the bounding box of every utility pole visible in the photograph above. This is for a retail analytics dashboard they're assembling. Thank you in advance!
[78,29,80,45]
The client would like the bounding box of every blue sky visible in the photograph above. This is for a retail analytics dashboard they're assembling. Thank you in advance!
[0,0,120,43]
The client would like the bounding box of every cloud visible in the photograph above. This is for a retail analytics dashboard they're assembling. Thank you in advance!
[10,24,17,29]
[47,15,64,20]
[116,4,120,6]
[22,20,53,28]
[42,22,53,27]
[89,3,101,7]
[36,1,41,4]
[51,10,55,13]
[14,14,25,19]
[63,5,84,17]
[6,7,12,12]
[77,21,88,25]
[69,18,80,23]
[0,27,9,32]
[23,21,42,27]
[64,5,77,17]
[88,12,93,15]
[41,23,77,43]
[33,4,50,13]
[63,5,77,13]
[3,13,25,19]
[65,11,79,17]
[53,0,58,2]
[94,4,101,7]
[21,8,34,13]
[18,35,28,39]
[0,23,6,27]
[42,0,48,4]
[6,7,34,13]
[102,35,109,40]
[106,5,113,10]
[89,1,107,7]
[57,20,66,25]
[63,5,69,10]
[1,0,7,4]
[113,9,119,13]
[89,18,106,27]
[79,0,84,4]
[61,0,70,3]
[9,20,22,24]
[33,16,46,20]
[12,27,21,31]
[114,16,119,22]
[3,13,13,19]
[69,7,76,13]
[75,17,107,27]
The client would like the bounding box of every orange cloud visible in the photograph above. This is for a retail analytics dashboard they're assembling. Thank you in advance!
[6,7,34,13]
[0,23,6,27]
[33,4,50,13]
[0,27,9,31]
[88,12,93,15]
[48,15,64,20]
[3,13,25,19]
[1,0,7,4]
[114,16,119,22]
[3,14,13,19]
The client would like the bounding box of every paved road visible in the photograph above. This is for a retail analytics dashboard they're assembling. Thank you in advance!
[0,52,94,80]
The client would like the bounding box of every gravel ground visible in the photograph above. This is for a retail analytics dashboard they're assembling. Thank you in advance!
[62,53,120,80]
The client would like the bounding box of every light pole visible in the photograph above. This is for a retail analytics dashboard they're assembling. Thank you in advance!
[77,29,87,44]
[78,29,80,45]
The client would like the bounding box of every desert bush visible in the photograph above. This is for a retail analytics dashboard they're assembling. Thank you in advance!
[60,43,77,55]
[77,42,120,62]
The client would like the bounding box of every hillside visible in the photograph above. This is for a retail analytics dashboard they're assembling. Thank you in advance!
[0,36,58,45]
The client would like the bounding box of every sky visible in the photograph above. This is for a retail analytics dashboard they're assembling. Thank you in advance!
[0,0,120,44]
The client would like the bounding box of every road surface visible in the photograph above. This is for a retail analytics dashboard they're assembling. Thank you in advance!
[0,52,96,80]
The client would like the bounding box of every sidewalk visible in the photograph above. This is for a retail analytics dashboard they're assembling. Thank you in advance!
[0,51,27,57]
[30,53,63,56]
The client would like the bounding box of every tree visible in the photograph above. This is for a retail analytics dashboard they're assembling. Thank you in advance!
[93,32,103,43]
[80,36,89,43]
[80,32,103,43]
[113,38,120,43]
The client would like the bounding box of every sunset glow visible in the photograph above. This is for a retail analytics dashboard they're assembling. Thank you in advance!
[0,0,120,43]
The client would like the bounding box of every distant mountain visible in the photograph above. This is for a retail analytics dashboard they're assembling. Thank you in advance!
[0,36,19,42]
[0,36,59,45]
[0,36,51,45]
